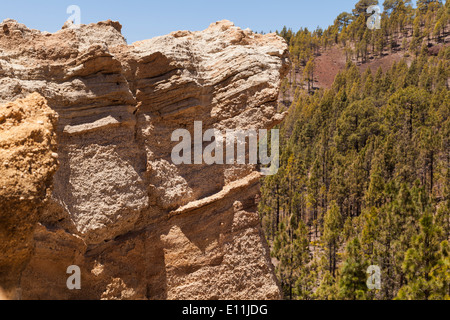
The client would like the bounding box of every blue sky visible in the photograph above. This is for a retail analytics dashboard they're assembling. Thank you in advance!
[1,0,419,43]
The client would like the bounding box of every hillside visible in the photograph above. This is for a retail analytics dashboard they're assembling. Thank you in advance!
[279,0,449,101]
[263,0,450,300]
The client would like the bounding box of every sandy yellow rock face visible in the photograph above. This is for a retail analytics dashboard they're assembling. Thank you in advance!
[0,93,58,299]
[0,19,289,300]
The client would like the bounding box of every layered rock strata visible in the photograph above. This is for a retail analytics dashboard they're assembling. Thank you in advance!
[0,19,289,300]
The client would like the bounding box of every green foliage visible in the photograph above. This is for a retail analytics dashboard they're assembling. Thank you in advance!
[338,238,368,300]
[397,213,448,299]
[277,0,446,95]
[272,220,313,300]
[353,0,380,17]
[262,14,449,298]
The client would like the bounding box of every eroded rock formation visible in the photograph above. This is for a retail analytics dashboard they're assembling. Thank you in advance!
[0,94,58,299]
[0,19,289,300]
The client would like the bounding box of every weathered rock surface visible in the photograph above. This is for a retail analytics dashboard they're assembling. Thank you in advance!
[0,93,58,299]
[0,19,289,300]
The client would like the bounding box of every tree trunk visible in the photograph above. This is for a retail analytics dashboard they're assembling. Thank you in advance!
[276,183,280,229]
[430,151,434,194]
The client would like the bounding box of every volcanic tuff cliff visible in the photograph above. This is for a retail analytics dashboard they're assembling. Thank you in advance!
[0,19,289,300]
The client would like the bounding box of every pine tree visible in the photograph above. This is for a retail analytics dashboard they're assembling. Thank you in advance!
[272,222,297,299]
[338,238,368,300]
[353,0,380,17]
[293,221,314,299]
[397,213,445,299]
[430,241,450,299]
[323,201,342,277]
[315,271,339,300]
[303,59,315,92]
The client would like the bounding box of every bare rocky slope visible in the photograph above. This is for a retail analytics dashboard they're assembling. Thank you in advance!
[0,19,289,300]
